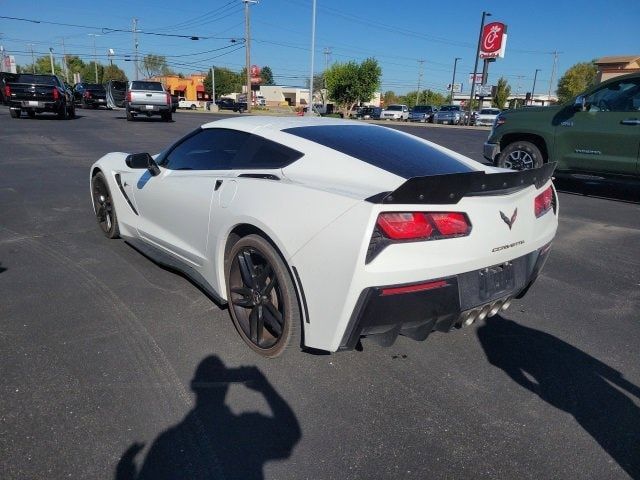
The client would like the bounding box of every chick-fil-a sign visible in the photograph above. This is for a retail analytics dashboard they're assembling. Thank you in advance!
[480,22,507,59]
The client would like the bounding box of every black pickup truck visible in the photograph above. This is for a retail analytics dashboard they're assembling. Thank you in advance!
[216,97,247,112]
[5,74,75,119]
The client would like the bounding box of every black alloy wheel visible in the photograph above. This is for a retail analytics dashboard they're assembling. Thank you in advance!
[226,235,300,358]
[497,141,544,171]
[91,172,120,238]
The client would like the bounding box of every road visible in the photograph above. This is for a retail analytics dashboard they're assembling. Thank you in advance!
[1,108,639,480]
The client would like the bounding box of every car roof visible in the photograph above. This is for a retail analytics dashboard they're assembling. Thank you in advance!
[201,115,362,133]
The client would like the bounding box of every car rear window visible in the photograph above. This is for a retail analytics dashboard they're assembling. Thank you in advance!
[14,74,58,85]
[86,84,105,90]
[283,125,474,178]
[130,81,164,91]
[480,109,500,115]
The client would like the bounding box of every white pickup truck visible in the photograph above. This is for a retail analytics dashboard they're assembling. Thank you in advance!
[125,81,172,121]
[177,97,202,110]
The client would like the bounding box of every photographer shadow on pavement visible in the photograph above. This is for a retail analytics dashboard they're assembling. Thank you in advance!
[115,355,301,480]
[478,316,640,478]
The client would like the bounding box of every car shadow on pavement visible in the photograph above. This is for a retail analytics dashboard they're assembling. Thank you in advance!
[114,355,301,480]
[554,177,640,204]
[0,262,6,273]
[113,116,174,123]
[16,114,85,120]
[477,316,640,478]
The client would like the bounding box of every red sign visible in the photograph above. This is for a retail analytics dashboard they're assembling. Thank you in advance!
[480,22,507,59]
[250,65,262,84]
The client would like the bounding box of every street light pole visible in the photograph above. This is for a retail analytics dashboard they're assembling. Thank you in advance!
[468,11,491,124]
[28,44,35,72]
[309,0,317,115]
[450,57,461,103]
[88,34,100,83]
[49,48,55,75]
[531,68,541,106]
[416,59,424,106]
[243,0,257,113]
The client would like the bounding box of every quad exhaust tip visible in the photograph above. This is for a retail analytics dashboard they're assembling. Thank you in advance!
[458,296,513,328]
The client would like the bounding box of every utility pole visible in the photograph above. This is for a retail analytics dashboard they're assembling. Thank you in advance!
[49,48,55,75]
[60,37,69,83]
[450,57,461,103]
[531,68,541,106]
[211,65,216,100]
[468,11,491,124]
[308,0,317,115]
[415,59,424,106]
[88,34,100,83]
[547,51,559,102]
[243,1,257,113]
[28,44,35,73]
[132,18,139,80]
[322,47,332,99]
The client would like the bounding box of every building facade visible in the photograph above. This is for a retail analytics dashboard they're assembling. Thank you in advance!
[153,73,211,101]
[595,56,640,83]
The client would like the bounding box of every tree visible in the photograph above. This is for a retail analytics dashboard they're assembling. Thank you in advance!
[203,67,244,99]
[102,64,128,82]
[492,77,511,109]
[141,54,174,79]
[20,55,62,76]
[324,57,381,117]
[260,66,274,86]
[557,60,598,104]
[382,90,399,106]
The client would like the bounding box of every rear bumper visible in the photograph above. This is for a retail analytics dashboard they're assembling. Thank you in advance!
[339,244,551,350]
[9,100,62,111]
[483,141,500,162]
[83,98,107,107]
[127,103,171,115]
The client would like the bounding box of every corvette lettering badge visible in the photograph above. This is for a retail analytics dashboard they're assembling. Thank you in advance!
[500,208,518,230]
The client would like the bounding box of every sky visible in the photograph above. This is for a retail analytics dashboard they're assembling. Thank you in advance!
[1,0,639,96]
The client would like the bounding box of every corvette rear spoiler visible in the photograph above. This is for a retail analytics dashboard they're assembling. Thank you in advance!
[367,162,556,205]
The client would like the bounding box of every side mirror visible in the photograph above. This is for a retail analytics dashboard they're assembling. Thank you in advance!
[573,95,586,112]
[126,152,161,176]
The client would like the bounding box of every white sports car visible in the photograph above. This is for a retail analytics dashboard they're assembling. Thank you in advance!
[90,117,558,357]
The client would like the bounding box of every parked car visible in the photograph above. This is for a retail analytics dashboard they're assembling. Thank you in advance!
[380,104,409,121]
[0,72,18,105]
[216,97,247,112]
[106,80,127,109]
[409,105,436,123]
[178,97,201,110]
[6,73,75,119]
[125,80,172,122]
[356,106,382,120]
[89,117,557,356]
[475,108,501,127]
[73,83,107,109]
[484,72,640,178]
[433,105,464,125]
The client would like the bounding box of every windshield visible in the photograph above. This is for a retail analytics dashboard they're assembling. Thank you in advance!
[14,74,58,86]
[413,106,433,112]
[480,109,500,115]
[130,81,164,91]
[386,105,403,111]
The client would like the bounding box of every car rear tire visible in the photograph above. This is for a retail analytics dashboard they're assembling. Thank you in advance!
[91,172,120,239]
[126,109,134,121]
[226,234,301,358]
[57,106,69,120]
[27,111,36,119]
[190,104,196,110]
[10,109,20,118]
[162,112,172,122]
[498,141,544,170]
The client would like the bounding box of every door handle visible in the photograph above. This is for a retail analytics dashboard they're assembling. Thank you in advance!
[621,118,640,125]
[214,180,223,191]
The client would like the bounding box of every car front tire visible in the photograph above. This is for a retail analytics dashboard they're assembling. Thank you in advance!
[497,141,544,170]
[9,109,20,118]
[91,172,120,239]
[225,234,301,358]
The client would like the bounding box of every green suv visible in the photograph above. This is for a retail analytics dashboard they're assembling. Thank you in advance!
[484,72,640,179]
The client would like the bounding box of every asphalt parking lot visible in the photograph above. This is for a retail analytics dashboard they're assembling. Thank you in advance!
[1,107,639,479]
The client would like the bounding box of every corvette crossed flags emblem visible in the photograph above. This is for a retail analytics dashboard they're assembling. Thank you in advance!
[500,208,518,230]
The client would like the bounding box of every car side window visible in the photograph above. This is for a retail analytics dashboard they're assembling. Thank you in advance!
[233,134,303,169]
[163,129,250,171]
[586,78,640,112]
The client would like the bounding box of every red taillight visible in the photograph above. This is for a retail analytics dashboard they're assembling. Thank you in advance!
[4,85,10,97]
[84,91,91,99]
[125,90,132,103]
[166,93,171,105]
[381,280,449,296]
[377,213,433,240]
[52,88,59,100]
[535,186,554,218]
[376,212,471,241]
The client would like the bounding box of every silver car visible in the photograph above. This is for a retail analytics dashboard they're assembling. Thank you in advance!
[433,105,464,125]
[409,105,436,122]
